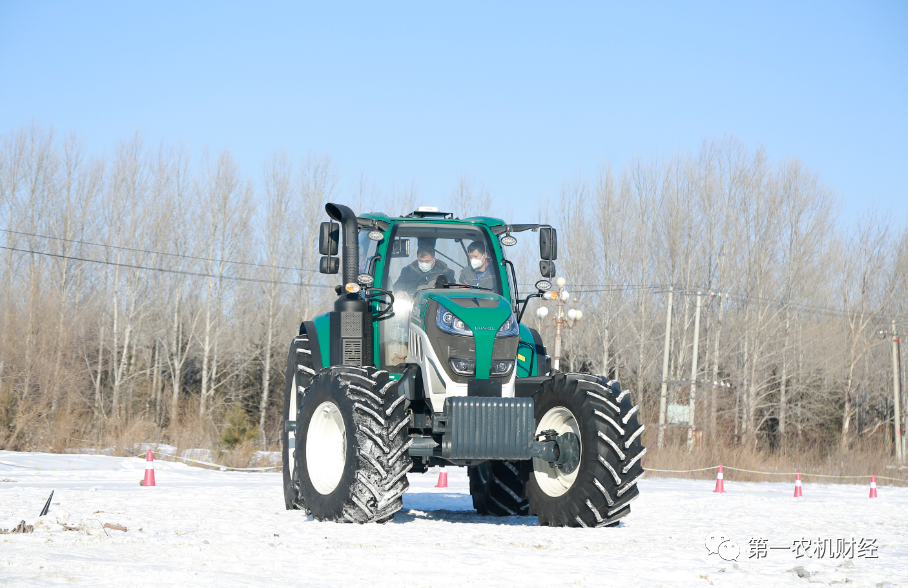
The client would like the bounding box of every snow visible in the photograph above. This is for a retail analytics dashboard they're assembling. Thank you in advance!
[1,450,906,587]
[63,448,115,456]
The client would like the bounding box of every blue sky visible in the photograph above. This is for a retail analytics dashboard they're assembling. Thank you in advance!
[1,1,906,223]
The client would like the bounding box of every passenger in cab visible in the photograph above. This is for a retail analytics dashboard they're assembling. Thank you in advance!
[458,241,496,290]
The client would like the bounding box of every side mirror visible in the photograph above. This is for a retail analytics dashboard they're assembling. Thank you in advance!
[539,260,556,278]
[539,227,557,260]
[320,256,339,274]
[319,222,339,256]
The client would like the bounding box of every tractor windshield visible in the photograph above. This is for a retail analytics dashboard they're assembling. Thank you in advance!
[374,223,503,371]
[382,224,502,297]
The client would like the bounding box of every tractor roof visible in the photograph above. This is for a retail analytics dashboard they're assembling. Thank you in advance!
[358,211,504,226]
[357,211,544,235]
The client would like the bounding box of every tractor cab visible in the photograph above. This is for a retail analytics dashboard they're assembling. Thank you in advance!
[314,206,559,392]
[361,217,508,380]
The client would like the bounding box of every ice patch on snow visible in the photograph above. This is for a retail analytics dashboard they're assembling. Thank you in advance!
[250,451,280,466]
[180,448,214,462]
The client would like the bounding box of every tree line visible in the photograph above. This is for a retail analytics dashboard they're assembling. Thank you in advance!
[533,137,907,456]
[0,124,905,459]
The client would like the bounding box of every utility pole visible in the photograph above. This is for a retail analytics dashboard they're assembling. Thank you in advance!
[657,290,675,449]
[893,319,903,464]
[687,291,703,451]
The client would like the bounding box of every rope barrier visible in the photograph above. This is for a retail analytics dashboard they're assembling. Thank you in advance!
[0,452,281,472]
[3,456,907,482]
[153,452,281,472]
[643,465,908,483]
[644,466,719,473]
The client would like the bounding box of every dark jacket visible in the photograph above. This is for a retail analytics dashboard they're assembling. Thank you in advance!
[458,265,497,291]
[393,259,456,295]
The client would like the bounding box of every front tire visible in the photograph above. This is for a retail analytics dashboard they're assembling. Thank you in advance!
[295,366,411,523]
[282,334,315,510]
[526,373,646,527]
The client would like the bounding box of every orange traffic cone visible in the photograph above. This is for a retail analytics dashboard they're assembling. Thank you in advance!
[142,449,156,487]
[713,464,726,493]
[435,467,448,488]
[869,475,878,498]
[793,472,803,497]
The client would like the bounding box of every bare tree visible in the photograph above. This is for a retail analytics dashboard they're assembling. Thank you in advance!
[258,152,294,436]
[0,124,904,464]
[196,149,253,418]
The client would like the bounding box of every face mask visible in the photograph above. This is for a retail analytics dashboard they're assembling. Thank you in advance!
[470,258,484,270]
[418,261,434,272]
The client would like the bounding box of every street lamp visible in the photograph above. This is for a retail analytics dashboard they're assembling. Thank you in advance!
[538,277,582,371]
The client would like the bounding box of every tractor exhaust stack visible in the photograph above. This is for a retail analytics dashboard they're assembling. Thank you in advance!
[325,203,360,287]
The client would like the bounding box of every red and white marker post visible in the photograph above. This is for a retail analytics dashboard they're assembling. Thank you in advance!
[713,464,726,493]
[869,475,878,498]
[793,472,803,497]
[143,449,156,487]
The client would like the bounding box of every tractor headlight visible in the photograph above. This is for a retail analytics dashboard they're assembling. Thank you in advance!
[393,296,413,317]
[449,358,476,376]
[436,305,472,337]
[496,313,519,337]
[490,360,515,377]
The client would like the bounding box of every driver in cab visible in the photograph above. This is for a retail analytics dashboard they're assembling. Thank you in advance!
[393,243,455,295]
[458,241,495,290]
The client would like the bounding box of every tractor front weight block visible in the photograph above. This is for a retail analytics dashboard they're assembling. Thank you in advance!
[408,396,579,470]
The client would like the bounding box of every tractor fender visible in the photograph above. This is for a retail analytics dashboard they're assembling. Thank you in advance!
[299,319,326,370]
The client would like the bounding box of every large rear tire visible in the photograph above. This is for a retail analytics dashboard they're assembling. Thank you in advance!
[282,333,316,510]
[469,461,529,516]
[526,373,645,527]
[295,366,412,523]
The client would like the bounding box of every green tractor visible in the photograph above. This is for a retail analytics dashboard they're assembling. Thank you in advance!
[281,203,645,526]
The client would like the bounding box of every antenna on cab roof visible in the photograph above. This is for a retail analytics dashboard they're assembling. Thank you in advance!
[407,206,455,219]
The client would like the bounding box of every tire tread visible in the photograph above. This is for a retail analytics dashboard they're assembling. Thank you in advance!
[526,373,645,527]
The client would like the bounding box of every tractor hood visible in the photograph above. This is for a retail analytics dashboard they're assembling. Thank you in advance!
[409,289,517,379]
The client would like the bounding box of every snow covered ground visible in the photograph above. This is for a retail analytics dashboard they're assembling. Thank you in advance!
[1,451,906,587]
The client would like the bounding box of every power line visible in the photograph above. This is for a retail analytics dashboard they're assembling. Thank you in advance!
[3,242,900,320]
[1,227,318,273]
[525,281,902,320]
[0,245,332,289]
